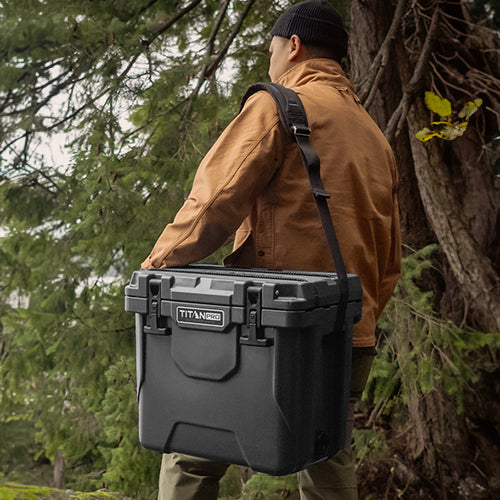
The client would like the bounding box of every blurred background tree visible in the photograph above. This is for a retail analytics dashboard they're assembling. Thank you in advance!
[0,0,499,498]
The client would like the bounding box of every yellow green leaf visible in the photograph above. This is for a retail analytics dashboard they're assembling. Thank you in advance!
[436,123,466,140]
[416,127,438,141]
[458,99,482,119]
[431,121,453,126]
[425,91,452,118]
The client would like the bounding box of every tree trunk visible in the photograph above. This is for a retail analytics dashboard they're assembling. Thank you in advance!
[349,0,500,331]
[349,0,500,498]
[349,0,436,249]
[53,450,65,490]
[407,102,500,331]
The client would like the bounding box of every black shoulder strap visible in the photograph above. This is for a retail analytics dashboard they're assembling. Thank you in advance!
[240,82,349,332]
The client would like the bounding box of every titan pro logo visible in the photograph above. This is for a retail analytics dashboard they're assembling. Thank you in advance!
[176,306,225,328]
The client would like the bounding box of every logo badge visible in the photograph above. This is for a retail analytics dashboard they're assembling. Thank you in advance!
[176,306,225,328]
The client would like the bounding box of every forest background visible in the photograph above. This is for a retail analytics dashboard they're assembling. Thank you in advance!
[0,0,499,499]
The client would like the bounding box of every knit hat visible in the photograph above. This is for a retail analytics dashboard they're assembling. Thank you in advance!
[270,0,348,59]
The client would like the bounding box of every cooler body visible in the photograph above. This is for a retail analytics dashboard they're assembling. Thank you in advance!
[124,265,362,475]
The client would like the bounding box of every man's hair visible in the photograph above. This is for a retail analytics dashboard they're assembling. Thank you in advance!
[303,41,345,63]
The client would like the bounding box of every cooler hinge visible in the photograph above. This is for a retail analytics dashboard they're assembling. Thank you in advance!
[240,286,273,347]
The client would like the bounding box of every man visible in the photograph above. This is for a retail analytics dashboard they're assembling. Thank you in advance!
[142,1,401,498]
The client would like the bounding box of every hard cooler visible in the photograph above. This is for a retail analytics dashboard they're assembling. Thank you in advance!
[124,265,362,475]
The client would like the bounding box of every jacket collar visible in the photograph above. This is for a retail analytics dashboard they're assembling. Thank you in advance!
[276,58,354,92]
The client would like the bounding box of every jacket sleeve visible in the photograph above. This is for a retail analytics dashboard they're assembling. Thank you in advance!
[141,92,285,269]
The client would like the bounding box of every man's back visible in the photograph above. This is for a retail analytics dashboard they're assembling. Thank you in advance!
[224,58,400,347]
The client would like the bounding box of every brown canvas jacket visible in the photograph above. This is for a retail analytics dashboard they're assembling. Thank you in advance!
[141,58,401,347]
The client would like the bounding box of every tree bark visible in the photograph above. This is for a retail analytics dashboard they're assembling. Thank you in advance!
[407,101,500,330]
[349,0,500,332]
[349,0,436,250]
[53,450,65,490]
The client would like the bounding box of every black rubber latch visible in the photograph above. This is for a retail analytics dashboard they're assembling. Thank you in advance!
[144,279,168,335]
[240,286,273,347]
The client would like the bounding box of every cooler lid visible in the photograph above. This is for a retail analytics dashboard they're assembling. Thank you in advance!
[125,265,362,312]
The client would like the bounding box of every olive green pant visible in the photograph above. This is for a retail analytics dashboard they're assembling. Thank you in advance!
[158,349,374,500]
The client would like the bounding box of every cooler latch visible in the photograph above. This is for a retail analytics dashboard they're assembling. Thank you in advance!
[240,286,273,347]
[144,279,168,335]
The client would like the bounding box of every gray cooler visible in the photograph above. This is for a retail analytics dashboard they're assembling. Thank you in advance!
[124,265,362,475]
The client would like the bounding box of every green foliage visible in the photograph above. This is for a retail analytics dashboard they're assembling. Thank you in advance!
[0,482,130,499]
[239,473,297,499]
[218,465,243,499]
[97,357,161,499]
[352,428,389,464]
[366,245,500,435]
[218,467,298,500]
[0,418,51,487]
[416,91,482,141]
[0,483,54,500]
[0,0,295,497]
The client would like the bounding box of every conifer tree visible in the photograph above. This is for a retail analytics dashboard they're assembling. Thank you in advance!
[0,0,289,495]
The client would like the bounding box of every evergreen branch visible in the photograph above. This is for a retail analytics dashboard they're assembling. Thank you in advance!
[1,1,210,179]
[0,133,29,161]
[207,0,232,57]
[32,68,73,95]
[1,2,204,170]
[39,99,94,133]
[8,132,31,173]
[367,371,401,426]
[179,0,234,120]
[0,60,65,114]
[1,72,86,119]
[135,0,162,18]
[119,121,152,145]
[119,93,191,150]
[24,162,62,194]
[148,0,204,40]
[101,53,143,110]
[0,88,13,115]
[205,0,257,76]
[1,80,111,177]
[181,0,257,122]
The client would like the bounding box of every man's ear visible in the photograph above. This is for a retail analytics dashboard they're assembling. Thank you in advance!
[288,34,303,62]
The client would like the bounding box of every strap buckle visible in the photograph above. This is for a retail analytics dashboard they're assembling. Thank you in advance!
[311,186,331,199]
[292,125,311,137]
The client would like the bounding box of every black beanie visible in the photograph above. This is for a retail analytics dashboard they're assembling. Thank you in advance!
[270,0,348,59]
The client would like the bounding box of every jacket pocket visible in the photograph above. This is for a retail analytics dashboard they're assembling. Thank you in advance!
[223,229,253,267]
